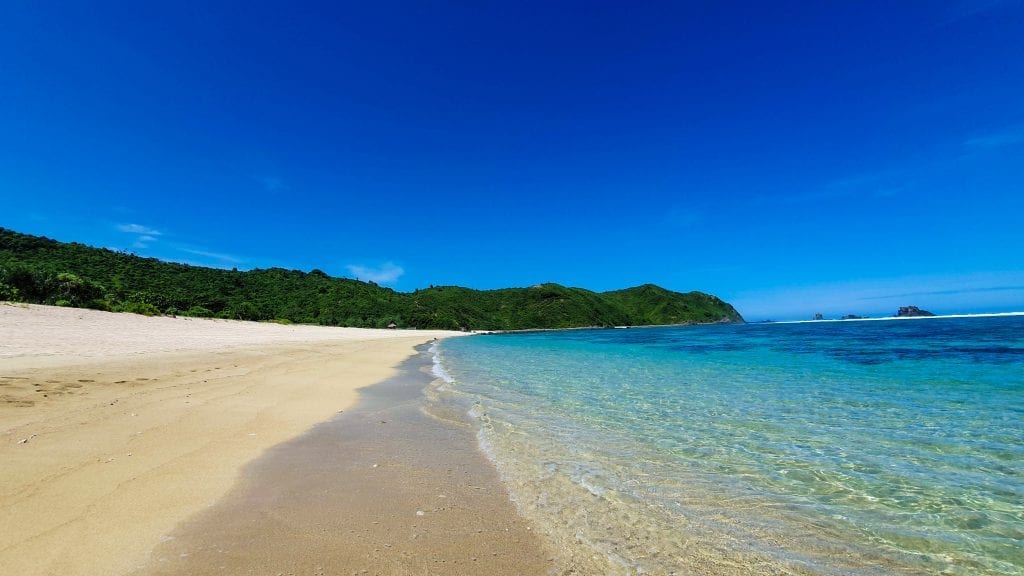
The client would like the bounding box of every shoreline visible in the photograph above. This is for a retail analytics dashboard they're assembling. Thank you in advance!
[0,304,463,575]
[136,345,553,575]
[433,315,1024,575]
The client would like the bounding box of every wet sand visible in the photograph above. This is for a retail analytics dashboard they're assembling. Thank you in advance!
[0,304,463,575]
[137,347,553,576]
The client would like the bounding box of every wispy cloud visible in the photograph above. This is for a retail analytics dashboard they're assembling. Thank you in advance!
[346,262,405,285]
[747,171,904,208]
[113,222,248,268]
[728,272,1024,321]
[942,0,1010,23]
[116,223,162,236]
[964,127,1024,150]
[133,235,157,249]
[179,247,242,265]
[116,222,162,248]
[858,285,1024,300]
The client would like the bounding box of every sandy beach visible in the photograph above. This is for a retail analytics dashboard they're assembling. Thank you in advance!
[0,303,544,575]
[136,348,553,576]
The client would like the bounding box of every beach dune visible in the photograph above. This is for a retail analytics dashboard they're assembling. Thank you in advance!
[0,304,460,575]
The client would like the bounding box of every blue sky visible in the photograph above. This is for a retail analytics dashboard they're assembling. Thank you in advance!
[2,1,1022,320]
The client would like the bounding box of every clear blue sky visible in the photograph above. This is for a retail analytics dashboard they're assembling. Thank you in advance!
[2,1,1022,320]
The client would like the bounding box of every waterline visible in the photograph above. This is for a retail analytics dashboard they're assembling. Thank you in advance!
[433,317,1024,575]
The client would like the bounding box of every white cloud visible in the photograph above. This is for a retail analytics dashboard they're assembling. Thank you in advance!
[116,223,162,236]
[117,223,162,249]
[113,223,247,268]
[346,262,405,285]
[180,247,242,265]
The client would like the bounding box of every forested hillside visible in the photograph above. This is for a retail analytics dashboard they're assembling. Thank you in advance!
[0,228,743,329]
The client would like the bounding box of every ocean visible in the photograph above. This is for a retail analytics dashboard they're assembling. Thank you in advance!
[430,316,1024,575]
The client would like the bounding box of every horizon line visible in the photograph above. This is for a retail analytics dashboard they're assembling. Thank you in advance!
[769,312,1024,325]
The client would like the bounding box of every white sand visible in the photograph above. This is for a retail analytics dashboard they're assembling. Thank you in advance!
[0,303,462,575]
[0,302,455,370]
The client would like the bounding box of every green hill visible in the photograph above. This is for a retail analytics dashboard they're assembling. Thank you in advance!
[0,227,743,330]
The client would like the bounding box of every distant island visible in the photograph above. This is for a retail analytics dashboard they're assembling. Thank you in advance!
[0,228,743,330]
[810,306,937,321]
[896,305,935,317]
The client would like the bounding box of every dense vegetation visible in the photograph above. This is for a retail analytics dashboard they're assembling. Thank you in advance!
[0,228,744,330]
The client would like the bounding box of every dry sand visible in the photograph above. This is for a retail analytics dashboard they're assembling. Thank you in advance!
[0,303,466,575]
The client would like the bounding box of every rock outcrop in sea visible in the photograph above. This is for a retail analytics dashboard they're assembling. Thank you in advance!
[896,306,935,317]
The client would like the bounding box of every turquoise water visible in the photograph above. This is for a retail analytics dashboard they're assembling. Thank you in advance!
[432,317,1024,575]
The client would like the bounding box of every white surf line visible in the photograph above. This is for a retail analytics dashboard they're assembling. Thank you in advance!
[772,311,1024,325]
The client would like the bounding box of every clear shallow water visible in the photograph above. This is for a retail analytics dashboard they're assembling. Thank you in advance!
[433,317,1024,575]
